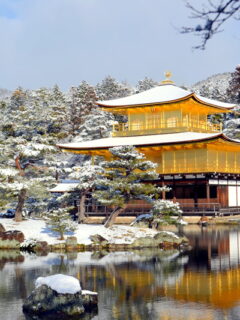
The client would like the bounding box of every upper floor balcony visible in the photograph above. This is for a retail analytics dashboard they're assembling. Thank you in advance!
[112,117,222,137]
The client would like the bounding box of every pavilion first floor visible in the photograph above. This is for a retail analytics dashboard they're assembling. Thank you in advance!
[59,173,240,217]
[57,132,240,216]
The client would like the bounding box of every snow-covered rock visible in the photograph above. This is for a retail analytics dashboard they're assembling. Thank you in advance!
[23,274,98,318]
[35,274,81,294]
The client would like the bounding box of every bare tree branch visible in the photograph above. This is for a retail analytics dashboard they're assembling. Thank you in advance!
[182,0,240,49]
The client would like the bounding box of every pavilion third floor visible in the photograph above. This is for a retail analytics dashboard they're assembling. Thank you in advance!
[98,82,235,137]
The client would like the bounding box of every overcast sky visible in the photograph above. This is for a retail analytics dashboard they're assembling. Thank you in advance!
[0,0,239,90]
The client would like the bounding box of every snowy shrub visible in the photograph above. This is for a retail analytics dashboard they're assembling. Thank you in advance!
[20,238,38,250]
[45,208,78,240]
[152,200,182,218]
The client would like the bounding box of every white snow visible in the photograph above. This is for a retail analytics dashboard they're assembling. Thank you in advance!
[57,131,225,151]
[97,83,235,109]
[0,218,174,245]
[82,290,98,295]
[35,274,81,294]
[50,183,79,193]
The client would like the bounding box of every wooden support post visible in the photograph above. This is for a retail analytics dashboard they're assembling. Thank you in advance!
[173,177,176,203]
[194,178,198,210]
[162,181,166,200]
[206,183,210,209]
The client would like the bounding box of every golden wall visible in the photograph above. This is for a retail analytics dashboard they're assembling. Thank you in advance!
[144,145,240,174]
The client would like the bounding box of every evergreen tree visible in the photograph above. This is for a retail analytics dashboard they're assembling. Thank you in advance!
[10,87,28,109]
[136,77,158,93]
[45,208,77,240]
[93,145,167,228]
[67,81,98,136]
[96,76,132,100]
[69,161,103,223]
[227,65,240,104]
[77,109,113,141]
[0,90,61,221]
[47,85,69,138]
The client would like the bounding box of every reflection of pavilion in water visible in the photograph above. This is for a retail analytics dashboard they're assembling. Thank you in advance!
[76,228,240,320]
[183,226,240,271]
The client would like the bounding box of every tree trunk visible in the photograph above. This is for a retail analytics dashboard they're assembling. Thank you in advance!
[78,193,87,223]
[59,231,64,240]
[14,189,27,222]
[104,205,127,228]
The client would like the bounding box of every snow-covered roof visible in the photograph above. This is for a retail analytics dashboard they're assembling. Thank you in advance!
[98,83,235,110]
[58,132,239,151]
[50,183,79,193]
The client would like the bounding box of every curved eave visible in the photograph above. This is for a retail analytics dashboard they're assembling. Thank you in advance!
[98,93,235,112]
[57,133,240,153]
[98,93,193,109]
[192,94,234,111]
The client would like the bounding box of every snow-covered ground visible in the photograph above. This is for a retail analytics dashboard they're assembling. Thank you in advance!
[0,218,174,245]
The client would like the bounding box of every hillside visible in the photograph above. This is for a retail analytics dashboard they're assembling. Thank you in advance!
[191,72,233,103]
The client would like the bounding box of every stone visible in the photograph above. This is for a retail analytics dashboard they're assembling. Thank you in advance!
[23,284,98,318]
[90,234,109,246]
[129,231,188,249]
[66,236,78,246]
[0,224,5,232]
[131,214,153,228]
[0,230,24,243]
[130,236,155,248]
[34,241,50,252]
[65,236,78,251]
[81,290,98,312]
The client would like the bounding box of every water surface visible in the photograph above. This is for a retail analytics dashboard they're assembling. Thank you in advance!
[1,225,240,320]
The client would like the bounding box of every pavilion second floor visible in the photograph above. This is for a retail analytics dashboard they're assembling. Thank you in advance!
[112,110,222,137]
[58,131,240,175]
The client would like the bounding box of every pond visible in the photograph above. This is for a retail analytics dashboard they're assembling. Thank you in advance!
[1,225,240,320]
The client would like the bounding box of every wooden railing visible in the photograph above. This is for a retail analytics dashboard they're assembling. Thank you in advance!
[112,119,222,137]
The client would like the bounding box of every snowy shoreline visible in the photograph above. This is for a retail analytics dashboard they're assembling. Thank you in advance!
[0,218,188,250]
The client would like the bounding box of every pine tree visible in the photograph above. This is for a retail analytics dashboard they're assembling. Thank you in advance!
[67,81,98,136]
[93,146,167,228]
[0,90,60,221]
[136,77,158,93]
[69,162,103,223]
[96,76,132,100]
[48,85,69,138]
[45,208,77,240]
[77,109,113,141]
[227,65,240,104]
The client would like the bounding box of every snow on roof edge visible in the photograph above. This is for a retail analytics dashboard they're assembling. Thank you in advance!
[97,83,235,110]
[57,132,230,151]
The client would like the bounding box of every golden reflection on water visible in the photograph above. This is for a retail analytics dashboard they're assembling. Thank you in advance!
[1,225,240,320]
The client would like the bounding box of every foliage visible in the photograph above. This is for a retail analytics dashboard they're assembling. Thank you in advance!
[0,87,66,221]
[152,200,182,217]
[149,200,183,226]
[67,81,98,136]
[227,65,240,104]
[77,109,113,141]
[182,0,240,49]
[93,145,168,227]
[136,77,158,93]
[45,208,77,240]
[96,76,132,100]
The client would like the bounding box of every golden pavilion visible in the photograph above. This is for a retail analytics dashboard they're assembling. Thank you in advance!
[58,74,240,215]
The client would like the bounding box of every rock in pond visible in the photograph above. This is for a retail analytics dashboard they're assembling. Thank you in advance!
[23,274,98,319]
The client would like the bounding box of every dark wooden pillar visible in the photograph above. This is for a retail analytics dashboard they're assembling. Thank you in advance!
[206,183,210,208]
[162,181,166,200]
[194,178,198,209]
[173,176,176,203]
